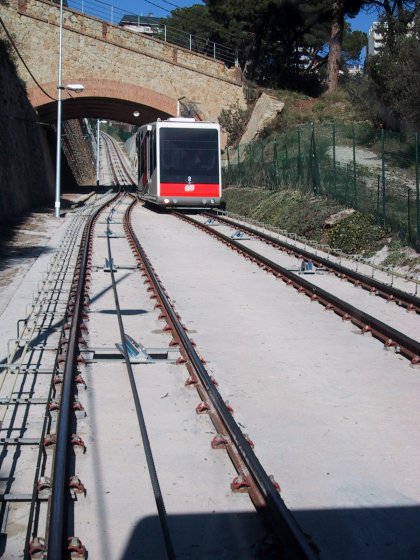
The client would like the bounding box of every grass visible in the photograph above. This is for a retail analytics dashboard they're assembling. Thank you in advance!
[382,240,420,271]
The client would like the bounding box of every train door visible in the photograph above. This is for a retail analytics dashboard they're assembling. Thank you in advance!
[139,126,157,195]
[139,131,149,191]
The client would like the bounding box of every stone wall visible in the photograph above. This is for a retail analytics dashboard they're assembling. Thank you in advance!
[0,39,52,221]
[62,120,96,186]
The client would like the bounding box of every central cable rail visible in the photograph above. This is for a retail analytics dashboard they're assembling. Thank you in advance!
[109,195,176,560]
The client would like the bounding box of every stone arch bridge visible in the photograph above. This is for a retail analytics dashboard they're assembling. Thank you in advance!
[1,0,245,125]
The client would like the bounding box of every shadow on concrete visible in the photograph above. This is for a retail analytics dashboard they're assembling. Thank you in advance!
[121,510,280,560]
[98,309,148,315]
[116,505,420,560]
[0,218,56,272]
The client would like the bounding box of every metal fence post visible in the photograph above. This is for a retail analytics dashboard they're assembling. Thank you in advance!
[273,138,278,190]
[352,124,357,206]
[381,128,386,225]
[297,127,301,184]
[416,131,419,239]
[310,122,319,195]
[345,164,349,204]
[408,188,412,241]
[332,122,336,197]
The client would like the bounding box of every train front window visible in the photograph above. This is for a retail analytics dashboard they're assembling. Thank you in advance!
[159,128,219,183]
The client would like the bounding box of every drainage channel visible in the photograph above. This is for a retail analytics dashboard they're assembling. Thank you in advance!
[176,213,420,365]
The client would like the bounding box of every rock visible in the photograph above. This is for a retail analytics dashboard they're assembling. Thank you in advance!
[324,208,355,228]
[240,93,285,145]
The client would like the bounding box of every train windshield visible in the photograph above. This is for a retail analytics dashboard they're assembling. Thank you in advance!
[159,128,219,184]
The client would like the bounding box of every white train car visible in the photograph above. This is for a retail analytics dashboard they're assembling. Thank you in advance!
[138,117,222,208]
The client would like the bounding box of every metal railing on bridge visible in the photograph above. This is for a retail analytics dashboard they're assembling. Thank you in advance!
[60,0,237,67]
[223,122,420,248]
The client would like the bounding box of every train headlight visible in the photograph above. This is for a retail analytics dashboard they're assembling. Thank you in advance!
[173,199,178,204]
[210,199,215,204]
[163,198,170,204]
[202,199,206,204]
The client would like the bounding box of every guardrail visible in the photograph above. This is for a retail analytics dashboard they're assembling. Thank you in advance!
[64,0,237,66]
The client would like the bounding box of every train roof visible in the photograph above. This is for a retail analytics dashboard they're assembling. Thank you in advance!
[140,118,219,129]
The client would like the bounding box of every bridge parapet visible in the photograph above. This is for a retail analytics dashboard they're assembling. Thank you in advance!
[15,0,241,83]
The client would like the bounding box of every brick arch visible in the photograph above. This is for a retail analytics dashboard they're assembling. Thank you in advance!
[31,79,177,125]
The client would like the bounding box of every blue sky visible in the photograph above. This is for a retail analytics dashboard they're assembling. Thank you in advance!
[348,7,380,33]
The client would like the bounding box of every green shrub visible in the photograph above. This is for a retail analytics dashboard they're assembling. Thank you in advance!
[329,213,385,254]
[219,102,251,147]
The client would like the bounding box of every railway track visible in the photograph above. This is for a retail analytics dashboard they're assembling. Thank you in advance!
[175,212,420,365]
[205,212,420,312]
[126,203,420,560]
[1,194,419,559]
[101,132,137,188]
[0,193,318,559]
[0,192,115,558]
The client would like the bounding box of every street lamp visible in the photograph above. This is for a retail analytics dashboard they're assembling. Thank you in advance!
[54,0,84,218]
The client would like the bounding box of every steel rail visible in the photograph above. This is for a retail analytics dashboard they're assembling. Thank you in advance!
[179,214,420,364]
[207,212,420,313]
[102,133,136,187]
[47,192,119,558]
[101,134,120,186]
[126,199,317,560]
[24,207,92,559]
[106,194,175,560]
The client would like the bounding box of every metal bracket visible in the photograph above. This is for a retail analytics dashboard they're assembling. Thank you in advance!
[231,230,249,240]
[0,438,40,445]
[116,335,152,363]
[98,229,125,238]
[104,258,117,272]
[80,346,179,363]
[0,397,48,405]
[205,218,219,226]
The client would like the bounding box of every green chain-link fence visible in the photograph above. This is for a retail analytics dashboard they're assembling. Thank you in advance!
[223,123,420,248]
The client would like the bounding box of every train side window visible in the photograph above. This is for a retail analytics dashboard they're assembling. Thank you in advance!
[150,130,156,173]
[140,136,148,186]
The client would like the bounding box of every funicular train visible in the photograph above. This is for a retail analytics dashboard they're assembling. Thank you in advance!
[137,117,222,208]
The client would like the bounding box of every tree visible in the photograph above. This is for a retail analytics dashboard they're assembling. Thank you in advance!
[164,1,368,93]
[347,8,419,131]
[205,0,334,92]
[163,5,220,40]
[342,24,367,65]
[326,0,364,92]
[366,15,420,130]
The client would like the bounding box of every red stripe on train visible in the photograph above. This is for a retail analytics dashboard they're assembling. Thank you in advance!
[159,183,220,197]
